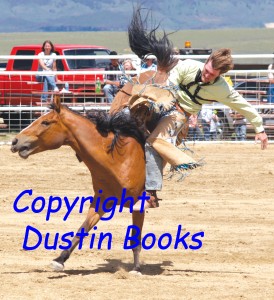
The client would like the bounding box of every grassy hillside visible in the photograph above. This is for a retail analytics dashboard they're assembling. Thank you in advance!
[2,1,274,32]
[0,28,273,63]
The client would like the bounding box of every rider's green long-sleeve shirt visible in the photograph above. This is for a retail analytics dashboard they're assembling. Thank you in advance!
[169,59,264,133]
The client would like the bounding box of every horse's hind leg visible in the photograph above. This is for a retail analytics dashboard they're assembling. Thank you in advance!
[130,211,145,275]
[50,207,102,271]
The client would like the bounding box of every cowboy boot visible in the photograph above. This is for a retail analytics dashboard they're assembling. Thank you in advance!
[132,190,159,211]
[147,190,160,207]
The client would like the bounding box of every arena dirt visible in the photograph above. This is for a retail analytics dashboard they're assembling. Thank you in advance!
[0,143,273,300]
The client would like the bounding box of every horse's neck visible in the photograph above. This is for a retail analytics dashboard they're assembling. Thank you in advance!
[138,70,168,85]
[59,108,145,197]
[60,109,103,162]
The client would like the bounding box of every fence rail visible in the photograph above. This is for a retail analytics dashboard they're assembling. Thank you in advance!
[1,54,274,141]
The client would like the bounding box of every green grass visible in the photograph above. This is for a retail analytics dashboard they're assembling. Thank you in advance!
[0,28,273,63]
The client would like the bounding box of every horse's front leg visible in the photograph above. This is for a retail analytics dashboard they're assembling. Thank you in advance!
[50,206,103,271]
[130,210,145,275]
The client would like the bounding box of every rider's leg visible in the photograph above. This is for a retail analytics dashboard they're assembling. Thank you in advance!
[133,143,163,211]
[145,143,163,191]
[133,110,200,211]
[147,110,197,166]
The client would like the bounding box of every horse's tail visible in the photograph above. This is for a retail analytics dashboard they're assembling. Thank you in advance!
[88,110,146,152]
[128,6,178,71]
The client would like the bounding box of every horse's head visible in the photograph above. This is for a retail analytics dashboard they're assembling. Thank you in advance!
[11,95,67,159]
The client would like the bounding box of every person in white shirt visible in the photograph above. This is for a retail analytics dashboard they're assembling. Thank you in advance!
[36,40,59,102]
[229,109,247,141]
[201,108,219,140]
[141,57,157,71]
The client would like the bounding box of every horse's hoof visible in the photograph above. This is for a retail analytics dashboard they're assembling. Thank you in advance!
[129,270,142,276]
[50,260,64,272]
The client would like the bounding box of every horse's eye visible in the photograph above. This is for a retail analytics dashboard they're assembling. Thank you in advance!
[41,120,50,126]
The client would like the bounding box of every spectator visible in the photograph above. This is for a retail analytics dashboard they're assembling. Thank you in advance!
[229,109,247,141]
[122,59,136,71]
[103,50,121,103]
[141,56,157,71]
[119,59,136,87]
[209,110,219,140]
[201,107,211,141]
[201,108,220,140]
[36,40,59,102]
[188,114,202,141]
[267,58,274,103]
[172,47,180,55]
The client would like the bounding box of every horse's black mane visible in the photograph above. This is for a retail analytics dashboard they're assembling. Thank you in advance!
[128,6,178,71]
[49,103,145,152]
[87,110,146,152]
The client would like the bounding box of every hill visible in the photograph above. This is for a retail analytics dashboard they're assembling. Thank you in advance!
[1,0,274,32]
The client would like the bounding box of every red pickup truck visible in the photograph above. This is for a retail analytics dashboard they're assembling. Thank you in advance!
[0,44,111,106]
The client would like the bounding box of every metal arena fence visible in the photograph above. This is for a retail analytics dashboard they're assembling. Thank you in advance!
[0,54,274,141]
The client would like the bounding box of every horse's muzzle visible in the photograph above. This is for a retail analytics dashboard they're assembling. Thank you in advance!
[10,138,19,153]
[10,137,32,159]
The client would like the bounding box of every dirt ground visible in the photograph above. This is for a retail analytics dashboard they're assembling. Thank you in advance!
[0,142,273,300]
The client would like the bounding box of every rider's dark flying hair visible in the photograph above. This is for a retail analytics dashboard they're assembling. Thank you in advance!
[128,6,178,72]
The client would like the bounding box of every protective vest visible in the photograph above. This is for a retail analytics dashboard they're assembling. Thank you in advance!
[179,69,218,105]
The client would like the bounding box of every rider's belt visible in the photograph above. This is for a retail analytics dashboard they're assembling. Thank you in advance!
[175,101,191,117]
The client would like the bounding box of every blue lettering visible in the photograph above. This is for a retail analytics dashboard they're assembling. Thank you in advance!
[59,231,74,250]
[119,188,134,213]
[142,233,156,250]
[76,227,89,250]
[79,196,94,214]
[23,225,42,250]
[63,196,80,221]
[46,196,62,221]
[89,226,97,249]
[158,233,172,250]
[13,189,32,213]
[137,191,150,213]
[31,196,45,214]
[98,232,112,250]
[174,225,190,250]
[101,196,117,221]
[44,232,59,250]
[94,190,103,213]
[189,232,204,250]
[123,225,140,250]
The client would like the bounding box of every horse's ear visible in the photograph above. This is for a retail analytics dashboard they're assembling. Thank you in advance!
[53,95,61,113]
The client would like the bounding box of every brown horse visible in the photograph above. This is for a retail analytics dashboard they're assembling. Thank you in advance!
[11,95,147,274]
